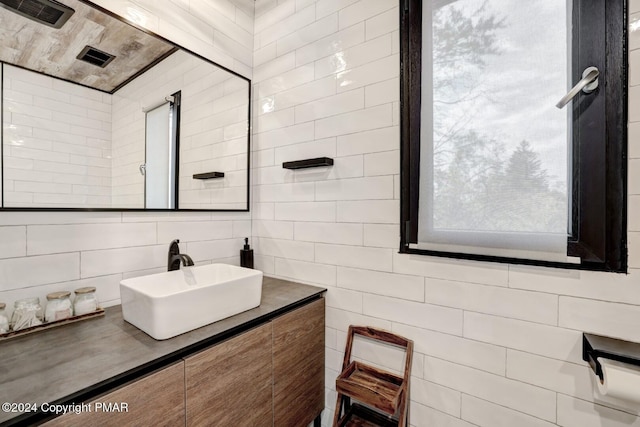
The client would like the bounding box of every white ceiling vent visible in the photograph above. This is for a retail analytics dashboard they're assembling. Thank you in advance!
[0,0,75,29]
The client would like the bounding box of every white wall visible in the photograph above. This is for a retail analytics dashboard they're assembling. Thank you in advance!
[2,65,112,207]
[251,1,640,426]
[0,1,254,320]
[89,0,255,78]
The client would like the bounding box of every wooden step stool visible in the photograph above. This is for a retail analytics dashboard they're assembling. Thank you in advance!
[333,326,413,427]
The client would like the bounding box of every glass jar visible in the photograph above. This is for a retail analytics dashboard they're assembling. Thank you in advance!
[0,303,9,333]
[11,297,43,331]
[74,287,98,315]
[45,291,73,322]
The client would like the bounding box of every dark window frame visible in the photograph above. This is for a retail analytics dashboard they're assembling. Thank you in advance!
[399,0,628,272]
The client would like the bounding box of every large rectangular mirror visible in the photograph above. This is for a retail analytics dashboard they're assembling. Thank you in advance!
[0,0,250,210]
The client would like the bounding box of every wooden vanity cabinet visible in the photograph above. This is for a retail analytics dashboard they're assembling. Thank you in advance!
[185,322,273,426]
[43,362,185,427]
[273,298,325,426]
[41,297,325,427]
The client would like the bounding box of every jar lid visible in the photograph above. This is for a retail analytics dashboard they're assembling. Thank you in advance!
[75,287,96,294]
[46,291,71,300]
[0,302,5,310]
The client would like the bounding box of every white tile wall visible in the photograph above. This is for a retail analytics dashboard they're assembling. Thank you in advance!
[251,1,640,426]
[3,66,112,208]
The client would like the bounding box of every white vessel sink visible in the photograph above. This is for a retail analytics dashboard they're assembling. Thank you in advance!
[120,264,263,340]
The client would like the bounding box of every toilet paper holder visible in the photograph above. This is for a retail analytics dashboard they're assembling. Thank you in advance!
[583,333,640,381]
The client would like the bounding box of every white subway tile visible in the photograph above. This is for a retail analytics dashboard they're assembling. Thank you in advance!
[255,0,296,33]
[559,296,640,342]
[316,243,392,271]
[81,245,165,278]
[464,312,584,364]
[274,257,336,286]
[27,223,157,255]
[274,201,336,222]
[630,123,640,159]
[315,176,394,201]
[277,13,338,55]
[261,4,316,47]
[462,395,556,427]
[337,54,398,93]
[393,253,509,286]
[364,149,399,176]
[338,0,396,30]
[296,89,364,123]
[232,220,252,238]
[157,221,233,243]
[315,0,359,19]
[256,65,315,97]
[185,238,242,262]
[337,266,423,301]
[314,33,392,78]
[254,236,315,261]
[296,22,365,66]
[295,222,362,245]
[423,356,556,422]
[411,377,461,417]
[509,265,640,305]
[337,200,399,223]
[557,394,640,427]
[273,76,336,111]
[393,323,505,374]
[365,77,398,108]
[325,306,391,332]
[254,107,295,133]
[363,224,398,248]
[365,7,398,39]
[336,126,399,156]
[254,254,275,275]
[410,402,475,427]
[254,182,316,202]
[0,253,80,291]
[425,278,558,325]
[363,294,462,335]
[253,219,294,239]
[325,287,362,312]
[253,122,315,151]
[315,104,392,139]
[0,227,26,259]
[253,52,296,82]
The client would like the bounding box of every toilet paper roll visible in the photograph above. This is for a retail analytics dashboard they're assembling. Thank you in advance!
[597,358,640,402]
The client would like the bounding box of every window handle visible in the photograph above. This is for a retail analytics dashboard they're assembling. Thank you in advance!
[139,164,146,176]
[556,66,599,109]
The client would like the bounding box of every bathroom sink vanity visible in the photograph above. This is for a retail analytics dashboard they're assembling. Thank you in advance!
[0,278,326,426]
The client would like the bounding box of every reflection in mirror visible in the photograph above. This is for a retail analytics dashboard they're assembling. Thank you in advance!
[0,0,250,210]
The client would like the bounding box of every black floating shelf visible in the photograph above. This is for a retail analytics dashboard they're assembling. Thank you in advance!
[193,172,225,180]
[583,333,640,380]
[283,157,334,170]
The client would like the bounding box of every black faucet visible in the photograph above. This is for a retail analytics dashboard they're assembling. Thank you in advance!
[168,239,195,271]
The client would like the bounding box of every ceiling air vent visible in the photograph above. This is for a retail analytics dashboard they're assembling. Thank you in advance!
[0,0,75,29]
[76,46,116,68]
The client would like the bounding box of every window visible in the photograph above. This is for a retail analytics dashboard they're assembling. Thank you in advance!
[400,0,627,272]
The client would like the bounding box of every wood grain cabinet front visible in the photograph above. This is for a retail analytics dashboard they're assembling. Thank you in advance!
[185,322,273,427]
[40,298,325,427]
[273,298,325,427]
[42,362,185,427]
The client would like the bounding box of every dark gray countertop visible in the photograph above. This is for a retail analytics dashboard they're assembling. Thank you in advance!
[0,277,325,425]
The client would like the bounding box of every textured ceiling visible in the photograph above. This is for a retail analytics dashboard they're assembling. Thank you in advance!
[0,0,177,93]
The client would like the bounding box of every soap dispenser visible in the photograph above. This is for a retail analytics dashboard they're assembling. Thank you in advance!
[240,238,254,269]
